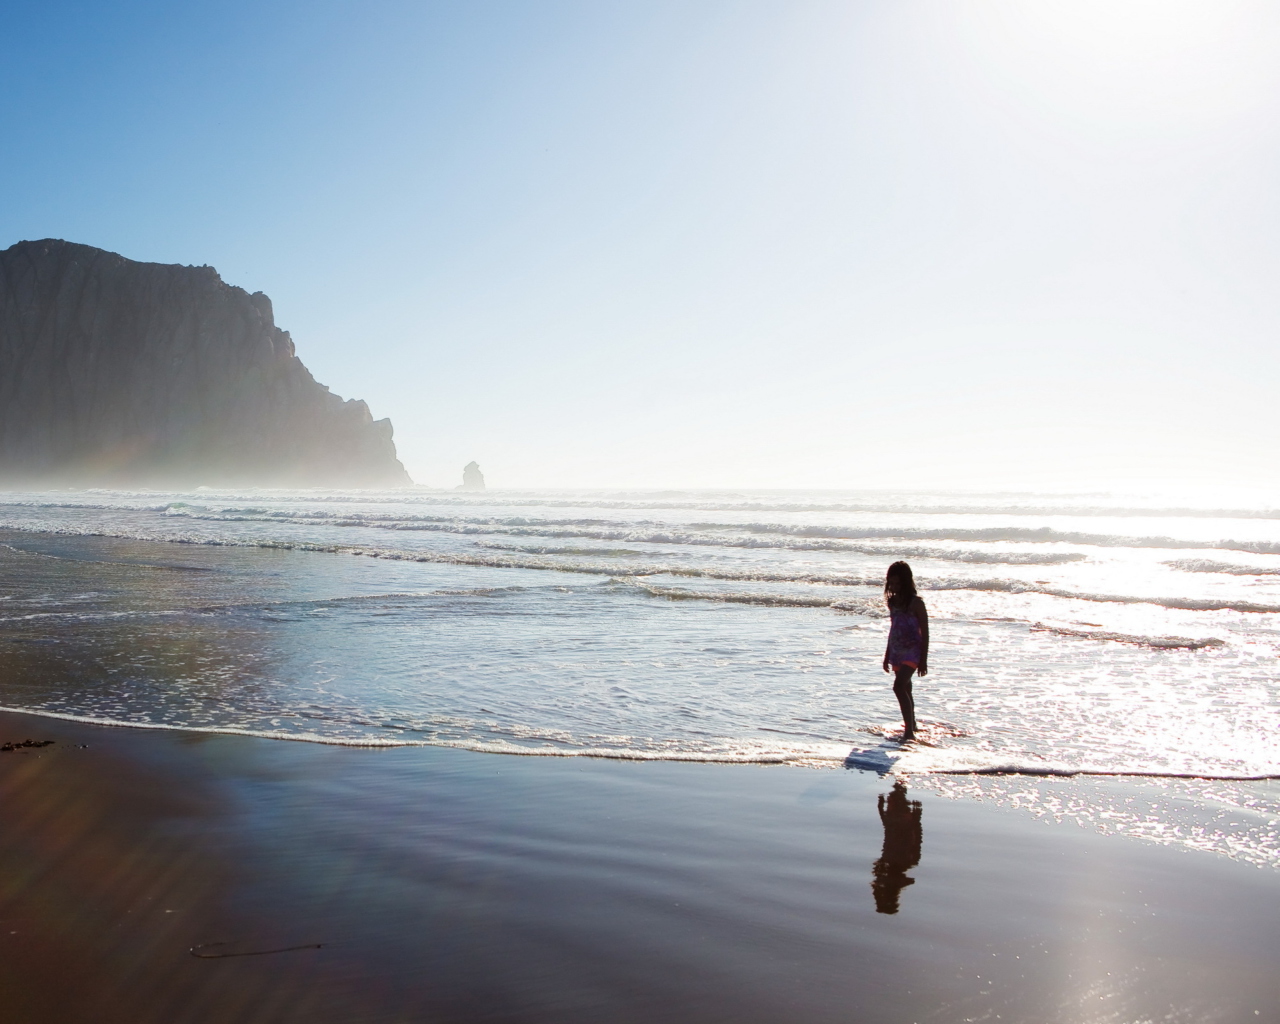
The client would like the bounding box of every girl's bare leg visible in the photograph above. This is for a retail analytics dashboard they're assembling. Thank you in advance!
[893,667,917,740]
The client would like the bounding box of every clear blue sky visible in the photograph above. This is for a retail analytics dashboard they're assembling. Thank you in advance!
[3,0,1279,491]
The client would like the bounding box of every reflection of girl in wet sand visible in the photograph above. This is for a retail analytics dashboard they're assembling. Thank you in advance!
[882,561,928,742]
[872,781,923,914]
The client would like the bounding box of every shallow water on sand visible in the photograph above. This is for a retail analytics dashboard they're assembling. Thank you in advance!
[1,487,1278,864]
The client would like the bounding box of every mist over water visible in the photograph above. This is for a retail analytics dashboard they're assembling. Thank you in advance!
[1,487,1278,865]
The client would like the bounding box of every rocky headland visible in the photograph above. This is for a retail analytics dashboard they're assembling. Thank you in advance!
[0,239,411,487]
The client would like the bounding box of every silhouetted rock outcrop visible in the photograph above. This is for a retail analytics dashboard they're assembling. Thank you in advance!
[0,239,411,487]
[458,462,485,491]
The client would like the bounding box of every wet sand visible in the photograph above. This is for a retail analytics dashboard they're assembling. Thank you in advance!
[1,709,1277,1024]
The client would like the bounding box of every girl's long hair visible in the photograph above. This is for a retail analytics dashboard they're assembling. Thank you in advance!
[884,561,917,610]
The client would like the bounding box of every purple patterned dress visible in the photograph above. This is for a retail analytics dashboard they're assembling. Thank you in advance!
[887,606,922,670]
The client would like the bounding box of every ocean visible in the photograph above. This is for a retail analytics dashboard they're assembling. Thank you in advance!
[1,487,1278,865]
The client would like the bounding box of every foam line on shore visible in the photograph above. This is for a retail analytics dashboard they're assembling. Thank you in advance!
[0,705,838,763]
[0,705,426,746]
[6,706,1277,779]
[928,766,1280,781]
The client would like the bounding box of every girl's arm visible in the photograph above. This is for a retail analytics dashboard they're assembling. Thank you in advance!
[883,637,891,673]
[914,596,929,675]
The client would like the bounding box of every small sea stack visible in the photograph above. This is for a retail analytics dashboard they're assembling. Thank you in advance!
[458,461,485,491]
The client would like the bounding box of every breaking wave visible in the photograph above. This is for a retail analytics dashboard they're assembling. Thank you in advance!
[6,526,1280,613]
[13,491,1280,519]
[1165,558,1280,576]
[148,505,1280,556]
[9,496,1280,564]
[1028,623,1224,649]
[622,581,887,615]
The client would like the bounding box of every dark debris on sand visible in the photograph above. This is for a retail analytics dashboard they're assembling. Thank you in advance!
[1,739,55,752]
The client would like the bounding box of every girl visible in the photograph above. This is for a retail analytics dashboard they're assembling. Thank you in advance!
[882,561,928,742]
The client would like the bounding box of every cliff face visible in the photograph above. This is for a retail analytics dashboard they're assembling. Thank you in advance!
[0,239,411,487]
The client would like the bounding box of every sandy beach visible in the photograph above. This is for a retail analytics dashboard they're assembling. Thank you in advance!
[7,0,1280,1018]
[2,709,1277,1024]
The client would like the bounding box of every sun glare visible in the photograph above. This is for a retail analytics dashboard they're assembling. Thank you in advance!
[960,0,1276,122]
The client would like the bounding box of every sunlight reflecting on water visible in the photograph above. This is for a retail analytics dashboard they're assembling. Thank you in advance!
[2,487,1279,865]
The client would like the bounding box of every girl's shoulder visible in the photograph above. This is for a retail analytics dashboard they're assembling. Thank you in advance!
[910,594,927,614]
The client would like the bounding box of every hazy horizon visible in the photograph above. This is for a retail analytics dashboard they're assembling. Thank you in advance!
[3,1,1278,493]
